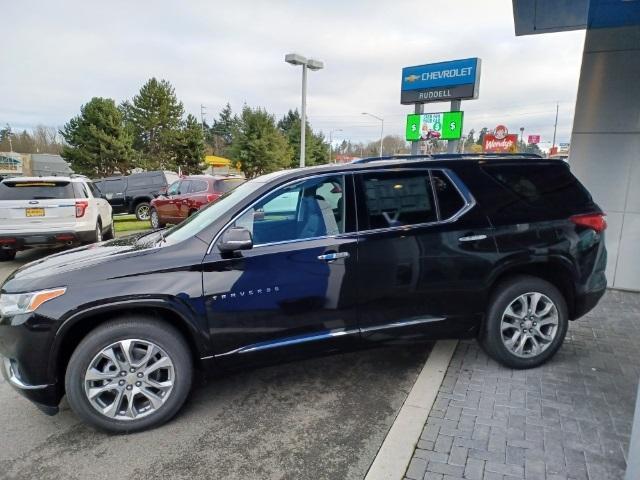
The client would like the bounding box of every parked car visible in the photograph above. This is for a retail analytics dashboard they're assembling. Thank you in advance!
[149,174,245,228]
[0,154,607,432]
[0,175,114,260]
[95,171,179,221]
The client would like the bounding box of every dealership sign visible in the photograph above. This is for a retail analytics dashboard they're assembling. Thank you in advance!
[401,58,481,104]
[483,125,518,153]
[406,112,463,141]
[528,135,541,144]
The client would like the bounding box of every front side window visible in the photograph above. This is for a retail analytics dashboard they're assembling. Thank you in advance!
[167,181,180,196]
[359,171,436,229]
[228,175,345,246]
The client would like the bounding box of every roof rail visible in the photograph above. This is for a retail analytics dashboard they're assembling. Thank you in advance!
[351,152,542,164]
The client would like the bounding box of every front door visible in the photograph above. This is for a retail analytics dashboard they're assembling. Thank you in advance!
[156,180,181,222]
[354,168,497,342]
[202,174,359,365]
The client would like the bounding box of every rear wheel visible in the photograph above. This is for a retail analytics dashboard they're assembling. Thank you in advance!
[103,219,115,240]
[65,316,193,433]
[135,202,151,221]
[481,275,568,369]
[94,221,103,243]
[150,208,165,229]
[0,249,16,261]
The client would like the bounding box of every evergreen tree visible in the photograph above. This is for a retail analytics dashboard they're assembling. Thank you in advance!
[277,109,329,167]
[125,78,184,170]
[208,103,237,156]
[229,106,292,178]
[174,114,206,174]
[60,97,134,177]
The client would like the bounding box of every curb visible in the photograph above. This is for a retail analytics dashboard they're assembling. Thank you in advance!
[365,339,458,480]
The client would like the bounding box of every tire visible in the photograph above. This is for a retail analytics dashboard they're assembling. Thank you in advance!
[94,221,103,243]
[0,249,16,261]
[188,209,197,217]
[135,202,151,221]
[103,219,115,240]
[65,316,193,433]
[150,208,165,229]
[480,275,568,369]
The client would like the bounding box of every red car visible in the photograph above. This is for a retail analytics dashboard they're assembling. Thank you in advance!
[149,175,245,228]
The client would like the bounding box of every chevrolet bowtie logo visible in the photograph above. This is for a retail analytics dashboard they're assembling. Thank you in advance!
[405,74,420,83]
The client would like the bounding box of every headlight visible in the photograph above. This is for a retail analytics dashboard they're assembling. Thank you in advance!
[0,288,66,316]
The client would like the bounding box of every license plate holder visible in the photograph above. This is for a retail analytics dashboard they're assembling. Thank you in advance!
[25,208,45,217]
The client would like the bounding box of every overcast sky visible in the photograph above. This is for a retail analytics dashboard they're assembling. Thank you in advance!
[1,1,586,149]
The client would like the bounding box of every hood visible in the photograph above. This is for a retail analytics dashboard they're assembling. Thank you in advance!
[2,231,164,292]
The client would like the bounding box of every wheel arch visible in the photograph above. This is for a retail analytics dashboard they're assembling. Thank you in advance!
[50,300,208,388]
[487,257,577,320]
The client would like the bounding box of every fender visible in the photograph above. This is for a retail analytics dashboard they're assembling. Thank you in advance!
[48,296,211,382]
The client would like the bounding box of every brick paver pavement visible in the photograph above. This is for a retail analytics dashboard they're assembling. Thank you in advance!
[404,290,640,480]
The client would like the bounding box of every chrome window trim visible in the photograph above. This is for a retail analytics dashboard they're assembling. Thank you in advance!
[206,167,475,254]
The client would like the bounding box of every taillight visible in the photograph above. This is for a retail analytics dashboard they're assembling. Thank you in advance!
[75,200,88,218]
[206,194,217,202]
[570,213,607,233]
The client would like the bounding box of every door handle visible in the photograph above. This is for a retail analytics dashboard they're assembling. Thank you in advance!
[458,234,487,242]
[317,252,350,262]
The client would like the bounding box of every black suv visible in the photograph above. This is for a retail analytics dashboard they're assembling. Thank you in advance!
[95,171,179,220]
[0,155,607,432]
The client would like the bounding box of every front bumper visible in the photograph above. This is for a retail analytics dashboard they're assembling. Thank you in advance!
[0,230,95,250]
[2,357,60,415]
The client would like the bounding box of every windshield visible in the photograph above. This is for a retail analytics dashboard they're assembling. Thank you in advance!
[159,179,265,245]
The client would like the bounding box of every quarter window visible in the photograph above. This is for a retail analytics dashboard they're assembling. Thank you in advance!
[430,170,466,219]
[228,176,345,245]
[359,172,437,229]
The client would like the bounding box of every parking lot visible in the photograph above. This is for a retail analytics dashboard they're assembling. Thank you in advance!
[0,249,432,480]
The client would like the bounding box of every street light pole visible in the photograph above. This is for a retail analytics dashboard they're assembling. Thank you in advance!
[328,129,343,163]
[285,53,324,168]
[362,112,384,157]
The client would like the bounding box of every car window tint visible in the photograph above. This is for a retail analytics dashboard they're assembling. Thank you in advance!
[215,178,245,194]
[127,175,148,188]
[430,170,466,220]
[190,180,208,193]
[167,181,180,196]
[87,182,101,198]
[0,181,75,200]
[72,182,90,199]
[359,171,436,229]
[482,164,593,211]
[230,176,345,245]
[102,179,126,193]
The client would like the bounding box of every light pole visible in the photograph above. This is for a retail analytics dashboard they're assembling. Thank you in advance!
[285,53,324,168]
[328,128,343,163]
[520,127,525,152]
[362,112,384,157]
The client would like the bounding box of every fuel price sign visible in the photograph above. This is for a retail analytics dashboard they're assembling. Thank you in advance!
[406,111,463,141]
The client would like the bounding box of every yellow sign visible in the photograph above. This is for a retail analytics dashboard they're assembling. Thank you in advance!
[204,156,232,167]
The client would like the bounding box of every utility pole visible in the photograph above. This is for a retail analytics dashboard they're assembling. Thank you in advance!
[552,102,559,150]
[200,105,207,135]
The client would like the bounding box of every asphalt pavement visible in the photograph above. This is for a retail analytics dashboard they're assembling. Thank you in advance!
[0,247,432,480]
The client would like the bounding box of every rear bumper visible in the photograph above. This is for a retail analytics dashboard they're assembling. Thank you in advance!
[0,230,95,250]
[573,270,607,319]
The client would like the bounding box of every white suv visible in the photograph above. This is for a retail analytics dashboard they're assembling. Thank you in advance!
[0,176,113,261]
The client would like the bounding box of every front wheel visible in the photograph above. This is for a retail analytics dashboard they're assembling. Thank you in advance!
[150,208,165,229]
[480,275,568,369]
[65,316,193,433]
[135,202,151,221]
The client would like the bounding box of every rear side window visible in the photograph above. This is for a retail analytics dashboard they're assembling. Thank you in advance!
[190,180,208,193]
[430,170,466,219]
[482,164,593,212]
[72,182,90,198]
[359,171,437,229]
[215,178,245,194]
[127,174,154,188]
[101,179,126,193]
[0,181,75,200]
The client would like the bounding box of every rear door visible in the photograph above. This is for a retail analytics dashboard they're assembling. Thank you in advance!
[0,179,77,233]
[100,178,127,210]
[354,168,497,342]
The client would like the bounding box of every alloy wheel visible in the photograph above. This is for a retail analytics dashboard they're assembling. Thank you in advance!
[151,210,159,228]
[137,205,150,220]
[84,339,175,420]
[500,292,559,358]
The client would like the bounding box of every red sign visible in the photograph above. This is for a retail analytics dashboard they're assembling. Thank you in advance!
[483,133,518,153]
[528,135,541,144]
